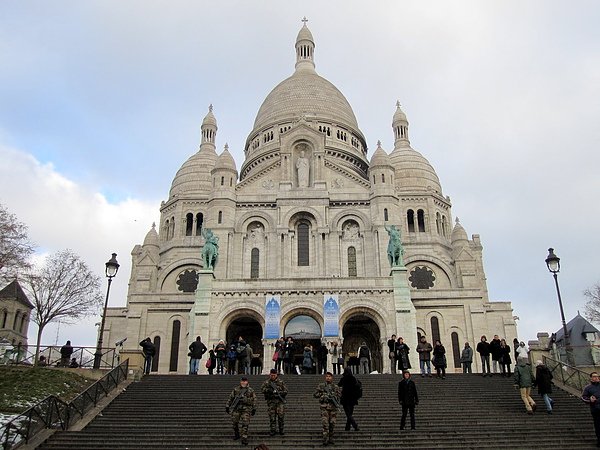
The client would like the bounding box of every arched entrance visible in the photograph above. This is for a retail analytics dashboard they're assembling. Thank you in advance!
[226,317,263,373]
[342,314,382,373]
[284,315,322,372]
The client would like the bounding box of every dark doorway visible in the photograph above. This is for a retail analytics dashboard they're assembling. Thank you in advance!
[226,317,263,372]
[284,315,322,372]
[342,315,382,373]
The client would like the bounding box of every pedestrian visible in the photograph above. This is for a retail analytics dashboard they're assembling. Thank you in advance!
[261,368,288,436]
[338,367,361,431]
[516,341,529,363]
[396,337,411,372]
[227,345,238,375]
[60,340,73,367]
[207,349,216,375]
[476,335,491,376]
[329,341,342,375]
[514,358,536,414]
[313,371,342,446]
[499,339,512,377]
[416,336,433,378]
[303,344,314,374]
[388,334,397,374]
[283,337,295,375]
[226,376,257,446]
[432,340,447,379]
[274,337,284,373]
[357,341,371,374]
[237,337,249,375]
[188,336,208,375]
[513,337,520,362]
[534,360,554,414]
[581,372,600,447]
[461,342,473,373]
[68,357,79,368]
[398,370,419,430]
[245,343,254,375]
[317,342,328,375]
[489,335,502,375]
[139,337,156,375]
[215,340,227,375]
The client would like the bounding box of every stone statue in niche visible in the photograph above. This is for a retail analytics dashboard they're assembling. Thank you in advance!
[296,148,310,188]
[249,224,263,241]
[343,223,359,240]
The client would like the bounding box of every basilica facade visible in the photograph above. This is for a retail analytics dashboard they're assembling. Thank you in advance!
[105,22,517,374]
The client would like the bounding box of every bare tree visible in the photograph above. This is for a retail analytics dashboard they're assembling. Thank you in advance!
[584,282,600,325]
[0,203,35,282]
[22,249,103,363]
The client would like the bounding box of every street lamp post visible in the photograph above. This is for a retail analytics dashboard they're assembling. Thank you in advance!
[545,248,572,365]
[93,253,120,369]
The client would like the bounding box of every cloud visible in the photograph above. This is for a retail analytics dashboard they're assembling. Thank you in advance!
[0,143,158,346]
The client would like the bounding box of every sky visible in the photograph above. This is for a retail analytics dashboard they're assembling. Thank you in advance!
[1,1,599,350]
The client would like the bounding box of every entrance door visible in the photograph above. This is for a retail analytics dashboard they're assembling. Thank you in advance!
[226,317,263,372]
[284,315,322,373]
[342,315,382,373]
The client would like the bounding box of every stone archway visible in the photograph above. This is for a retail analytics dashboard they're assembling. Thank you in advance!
[284,314,323,372]
[342,314,383,373]
[226,317,264,374]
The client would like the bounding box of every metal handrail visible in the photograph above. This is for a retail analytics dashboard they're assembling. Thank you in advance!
[0,359,129,449]
[543,355,591,392]
[10,346,120,369]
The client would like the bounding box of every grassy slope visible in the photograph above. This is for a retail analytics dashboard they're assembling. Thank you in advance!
[0,367,95,414]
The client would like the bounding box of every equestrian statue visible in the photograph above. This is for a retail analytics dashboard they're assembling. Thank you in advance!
[385,224,405,267]
[201,228,219,270]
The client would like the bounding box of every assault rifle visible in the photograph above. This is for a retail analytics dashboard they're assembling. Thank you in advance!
[269,381,287,404]
[324,385,341,411]
[229,388,247,412]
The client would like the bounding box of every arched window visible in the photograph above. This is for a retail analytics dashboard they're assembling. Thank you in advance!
[384,208,389,222]
[185,213,193,236]
[13,311,20,330]
[170,216,175,240]
[220,176,224,186]
[169,320,181,372]
[348,246,357,277]
[151,336,161,372]
[218,211,223,224]
[164,219,170,240]
[381,173,385,183]
[442,215,447,237]
[407,210,415,233]
[436,212,441,234]
[417,331,422,342]
[431,316,440,344]
[417,209,426,232]
[297,222,310,266]
[1,310,7,328]
[195,213,203,236]
[451,332,461,368]
[20,315,26,333]
[250,248,260,279]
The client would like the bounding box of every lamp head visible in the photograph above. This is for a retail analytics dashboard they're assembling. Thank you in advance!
[545,248,560,274]
[105,253,120,278]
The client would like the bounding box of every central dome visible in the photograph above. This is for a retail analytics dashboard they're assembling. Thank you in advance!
[253,71,360,132]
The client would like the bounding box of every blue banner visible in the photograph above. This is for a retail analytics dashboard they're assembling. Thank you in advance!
[323,294,339,337]
[264,296,281,339]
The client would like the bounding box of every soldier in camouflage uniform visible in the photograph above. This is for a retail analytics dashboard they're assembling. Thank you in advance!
[313,371,342,446]
[261,368,288,436]
[226,376,257,446]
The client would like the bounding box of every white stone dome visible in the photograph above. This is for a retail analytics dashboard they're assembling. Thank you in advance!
[143,223,159,248]
[390,146,443,194]
[370,142,392,167]
[169,148,217,197]
[213,145,237,173]
[451,218,468,243]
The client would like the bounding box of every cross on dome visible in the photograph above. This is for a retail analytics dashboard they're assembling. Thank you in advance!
[209,104,213,112]
[302,16,308,25]
[224,143,229,152]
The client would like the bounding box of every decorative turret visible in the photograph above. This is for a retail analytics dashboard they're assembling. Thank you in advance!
[142,222,160,261]
[451,217,468,246]
[369,140,394,191]
[392,101,410,148]
[212,143,238,190]
[295,17,315,72]
[201,104,218,149]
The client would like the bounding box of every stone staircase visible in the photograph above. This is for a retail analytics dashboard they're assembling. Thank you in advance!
[36,373,595,449]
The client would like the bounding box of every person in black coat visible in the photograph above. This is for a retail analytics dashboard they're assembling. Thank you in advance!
[387,334,397,374]
[432,340,447,379]
[398,370,419,430]
[476,335,491,376]
[60,340,73,367]
[338,367,360,431]
[534,360,554,413]
[139,337,156,375]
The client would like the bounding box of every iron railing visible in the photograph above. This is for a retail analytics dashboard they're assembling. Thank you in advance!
[0,359,128,449]
[543,355,591,392]
[6,346,119,369]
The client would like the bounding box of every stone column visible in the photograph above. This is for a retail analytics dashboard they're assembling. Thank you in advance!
[189,270,214,374]
[391,266,417,371]
[262,339,277,374]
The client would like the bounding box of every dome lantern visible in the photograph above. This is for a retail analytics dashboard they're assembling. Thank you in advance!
[393,101,410,148]
[295,17,315,72]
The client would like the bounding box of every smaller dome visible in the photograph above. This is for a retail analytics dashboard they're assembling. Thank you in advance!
[451,218,468,243]
[202,104,217,127]
[390,146,442,194]
[296,22,314,44]
[213,144,237,172]
[393,101,407,124]
[169,147,218,197]
[143,223,159,248]
[370,141,392,168]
